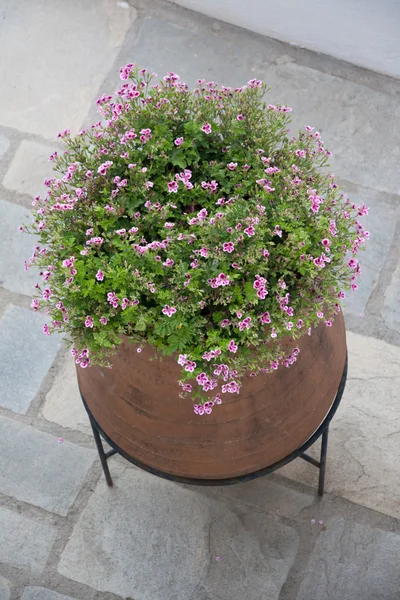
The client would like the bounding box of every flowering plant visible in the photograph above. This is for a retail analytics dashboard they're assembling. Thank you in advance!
[23,64,368,415]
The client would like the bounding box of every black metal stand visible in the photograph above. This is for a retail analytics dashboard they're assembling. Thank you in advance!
[84,352,347,496]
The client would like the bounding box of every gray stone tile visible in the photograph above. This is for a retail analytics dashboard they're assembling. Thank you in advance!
[264,62,400,195]
[42,357,91,435]
[0,134,10,159]
[339,188,398,316]
[0,199,39,296]
[22,588,78,600]
[200,476,314,519]
[0,577,11,600]
[0,416,95,516]
[99,17,267,99]
[0,1,136,138]
[2,140,57,198]
[383,259,400,333]
[280,332,400,519]
[0,305,61,414]
[0,506,57,573]
[297,517,400,600]
[58,466,298,600]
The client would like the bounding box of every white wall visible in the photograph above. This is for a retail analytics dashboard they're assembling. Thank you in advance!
[168,0,400,79]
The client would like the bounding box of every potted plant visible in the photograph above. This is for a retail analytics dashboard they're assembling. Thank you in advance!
[23,64,368,480]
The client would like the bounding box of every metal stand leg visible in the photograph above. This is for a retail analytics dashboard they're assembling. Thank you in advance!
[90,420,114,487]
[318,427,329,497]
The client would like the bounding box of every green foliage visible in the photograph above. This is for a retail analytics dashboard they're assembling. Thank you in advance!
[24,65,368,408]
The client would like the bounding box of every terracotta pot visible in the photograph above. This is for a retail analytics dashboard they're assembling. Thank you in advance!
[77,312,346,480]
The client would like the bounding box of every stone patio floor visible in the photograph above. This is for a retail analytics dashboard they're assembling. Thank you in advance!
[0,1,399,599]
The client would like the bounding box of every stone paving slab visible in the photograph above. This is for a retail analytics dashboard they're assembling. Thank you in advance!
[383,260,400,333]
[0,0,136,138]
[0,506,57,573]
[264,62,400,195]
[340,188,398,317]
[0,305,61,414]
[0,134,10,160]
[0,577,11,600]
[58,466,298,600]
[0,416,95,516]
[0,199,38,296]
[2,140,58,199]
[296,517,400,600]
[21,588,78,600]
[97,16,267,112]
[198,476,314,519]
[42,357,92,436]
[280,331,400,519]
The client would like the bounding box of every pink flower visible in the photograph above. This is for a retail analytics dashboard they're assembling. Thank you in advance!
[228,340,238,353]
[43,324,51,336]
[85,316,94,328]
[201,122,211,134]
[244,226,255,237]
[164,222,175,229]
[168,181,178,193]
[274,225,283,237]
[325,320,332,327]
[162,305,177,317]
[100,317,108,325]
[227,162,238,171]
[237,114,244,121]
[231,262,241,269]
[178,354,187,366]
[221,319,231,328]
[184,360,196,372]
[260,311,271,324]
[222,242,235,253]
[317,311,324,319]
[96,270,105,281]
[31,299,39,311]
[163,258,174,267]
[116,229,126,236]
[321,238,330,247]
[174,137,184,146]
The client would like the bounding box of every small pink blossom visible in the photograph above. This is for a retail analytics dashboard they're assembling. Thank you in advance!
[85,315,94,328]
[317,311,324,319]
[201,122,211,134]
[164,222,175,229]
[43,324,51,336]
[96,270,105,281]
[222,242,235,253]
[100,317,108,325]
[244,226,255,237]
[227,162,238,171]
[237,114,244,121]
[162,304,177,317]
[168,181,178,193]
[163,258,174,267]
[228,340,238,353]
[174,137,184,146]
[184,360,196,372]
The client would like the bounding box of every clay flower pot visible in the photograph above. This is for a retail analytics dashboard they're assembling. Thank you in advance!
[77,312,346,481]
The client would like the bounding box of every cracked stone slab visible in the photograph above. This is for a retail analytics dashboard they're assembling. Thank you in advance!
[2,140,59,199]
[0,199,39,296]
[0,506,57,573]
[0,305,61,414]
[340,187,398,317]
[42,357,92,436]
[296,517,400,600]
[58,465,298,600]
[280,331,400,519]
[264,62,400,195]
[22,588,78,600]
[0,416,95,516]
[383,259,400,333]
[0,0,136,138]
